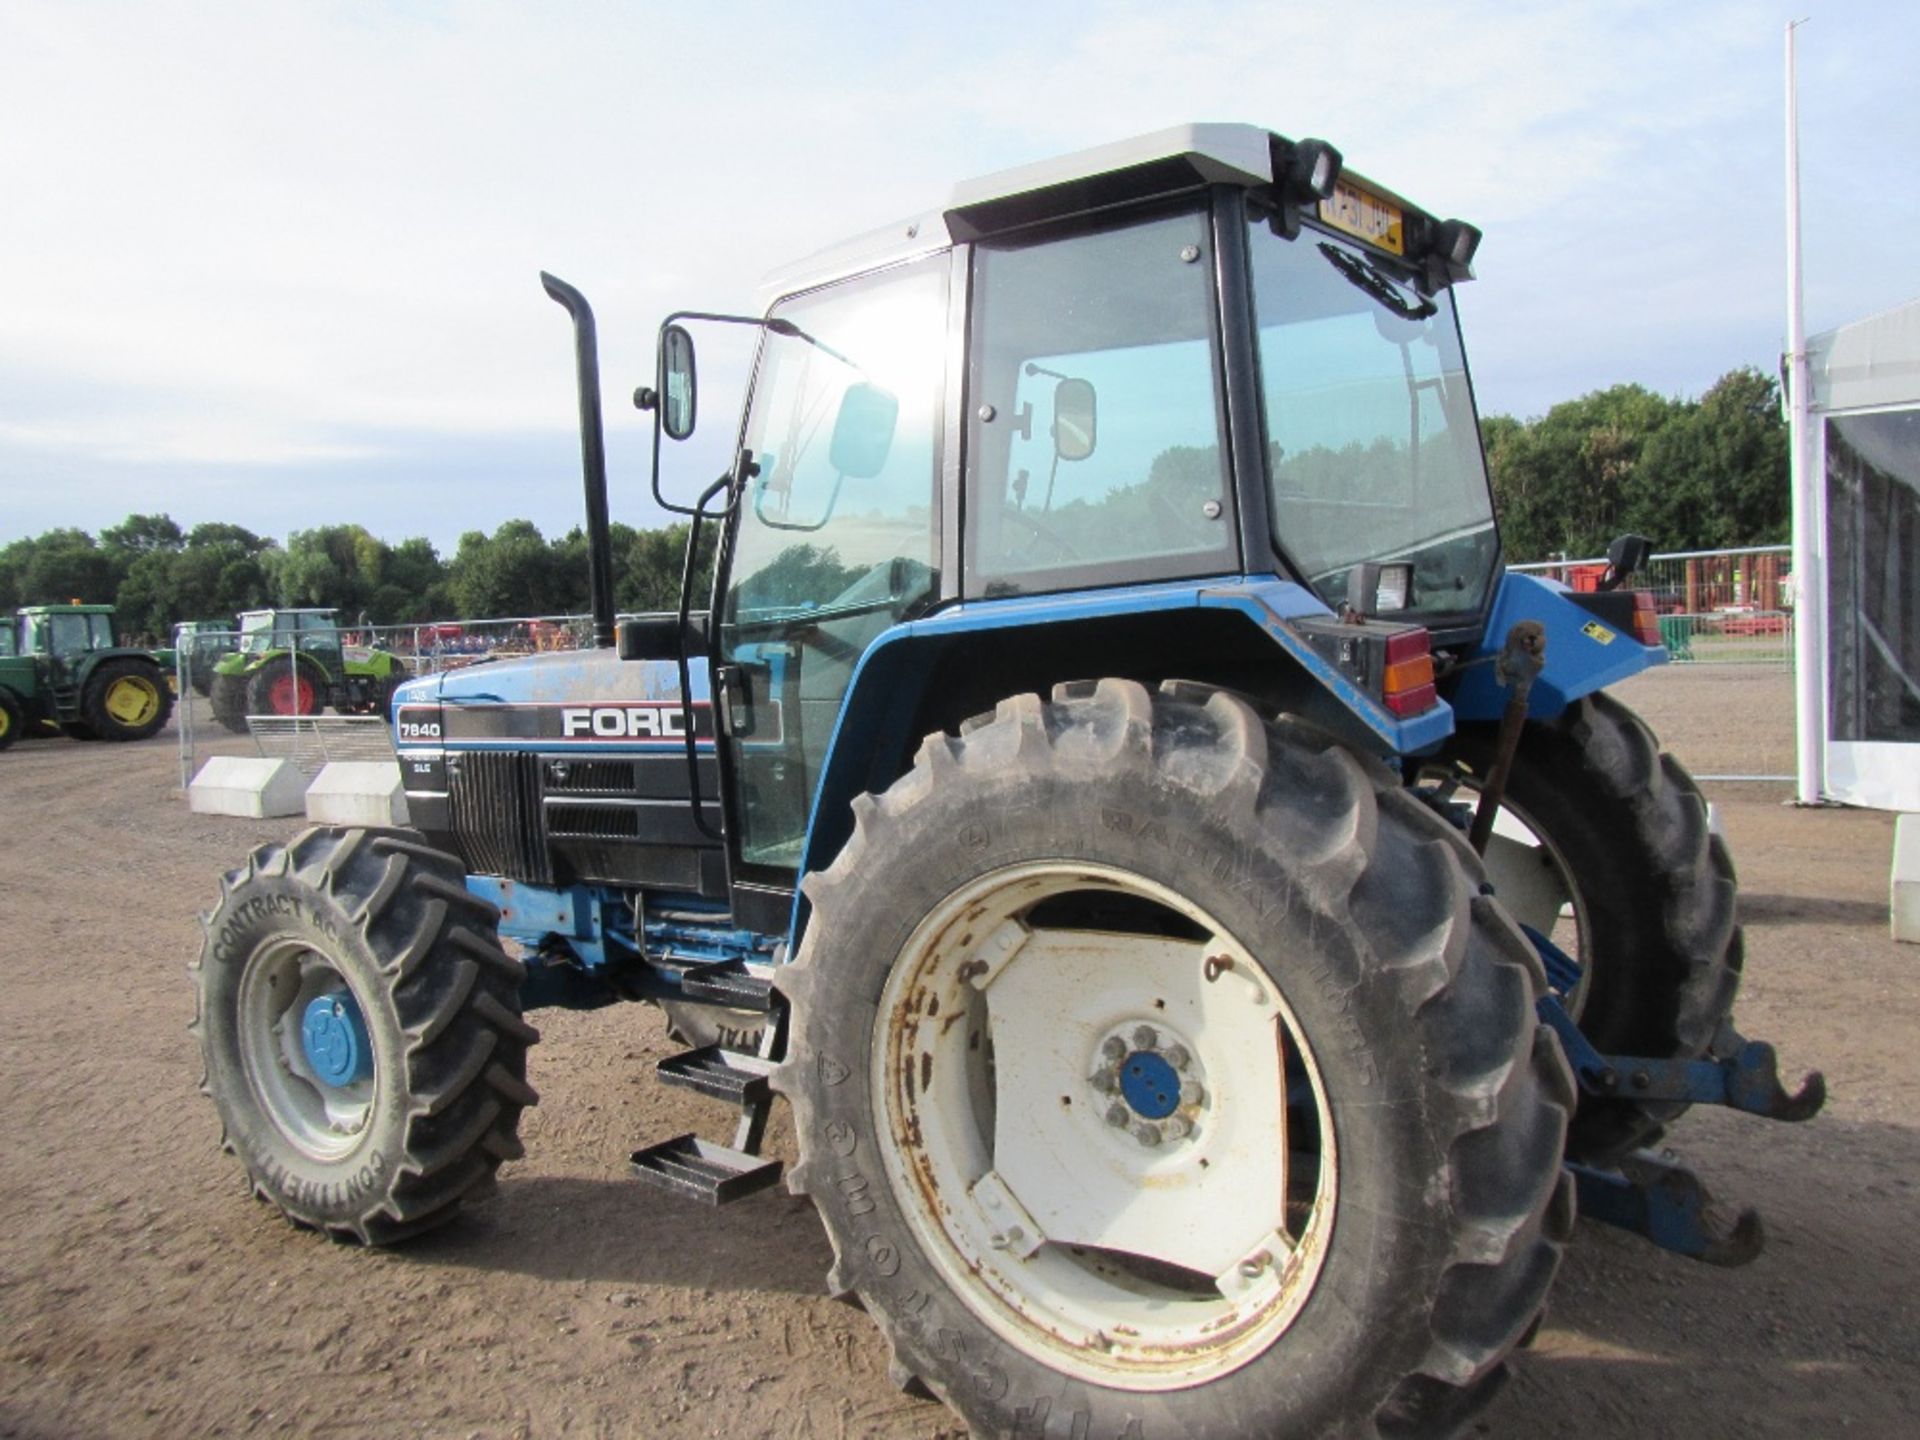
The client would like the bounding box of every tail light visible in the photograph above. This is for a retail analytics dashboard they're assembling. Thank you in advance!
[1631,590,1663,648]
[1382,628,1438,716]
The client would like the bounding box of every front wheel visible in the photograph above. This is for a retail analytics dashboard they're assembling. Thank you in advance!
[245,655,328,718]
[1424,691,1741,1164]
[192,828,538,1243]
[777,680,1574,1439]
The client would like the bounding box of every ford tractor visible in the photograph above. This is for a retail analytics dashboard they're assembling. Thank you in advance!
[192,125,1822,1437]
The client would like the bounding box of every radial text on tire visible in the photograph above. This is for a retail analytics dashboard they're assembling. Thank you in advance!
[1426,691,1741,1164]
[192,827,538,1244]
[775,679,1576,1440]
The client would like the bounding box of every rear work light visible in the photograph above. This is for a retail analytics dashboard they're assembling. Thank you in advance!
[1631,590,1663,649]
[1382,627,1438,716]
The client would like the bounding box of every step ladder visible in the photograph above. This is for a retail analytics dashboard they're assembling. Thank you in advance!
[629,963,785,1206]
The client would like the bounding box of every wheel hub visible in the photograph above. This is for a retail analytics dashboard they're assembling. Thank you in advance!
[1088,1023,1207,1145]
[300,990,373,1088]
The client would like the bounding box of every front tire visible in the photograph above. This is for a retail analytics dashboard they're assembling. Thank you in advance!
[1427,692,1741,1163]
[192,828,538,1243]
[245,655,329,718]
[776,680,1574,1439]
[0,689,21,751]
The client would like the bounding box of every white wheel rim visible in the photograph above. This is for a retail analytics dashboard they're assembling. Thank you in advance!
[873,861,1337,1389]
[237,938,376,1160]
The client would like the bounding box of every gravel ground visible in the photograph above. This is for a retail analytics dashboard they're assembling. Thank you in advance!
[1,665,1913,1438]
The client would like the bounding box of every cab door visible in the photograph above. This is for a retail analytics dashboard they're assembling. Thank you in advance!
[716,255,950,895]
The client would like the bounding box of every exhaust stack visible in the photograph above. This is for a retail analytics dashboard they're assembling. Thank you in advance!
[540,271,617,649]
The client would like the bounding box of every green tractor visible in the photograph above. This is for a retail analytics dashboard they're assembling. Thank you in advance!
[167,619,240,697]
[0,604,175,749]
[208,609,410,734]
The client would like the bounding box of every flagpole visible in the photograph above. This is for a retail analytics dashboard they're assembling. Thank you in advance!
[1785,17,1822,806]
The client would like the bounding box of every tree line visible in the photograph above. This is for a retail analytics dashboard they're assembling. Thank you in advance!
[0,367,1789,639]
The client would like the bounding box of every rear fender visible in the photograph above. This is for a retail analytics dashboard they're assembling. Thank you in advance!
[1446,571,1666,724]
[789,575,1458,947]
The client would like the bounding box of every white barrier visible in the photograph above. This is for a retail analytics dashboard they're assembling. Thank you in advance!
[1893,814,1920,945]
[188,756,307,819]
[305,762,411,827]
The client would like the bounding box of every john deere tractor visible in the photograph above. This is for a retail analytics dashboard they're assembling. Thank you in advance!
[207,608,408,732]
[192,126,1821,1437]
[0,603,173,749]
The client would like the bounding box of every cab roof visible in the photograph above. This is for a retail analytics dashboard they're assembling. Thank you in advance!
[758,123,1433,306]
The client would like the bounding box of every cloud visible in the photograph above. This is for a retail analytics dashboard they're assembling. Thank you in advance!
[2,0,1916,540]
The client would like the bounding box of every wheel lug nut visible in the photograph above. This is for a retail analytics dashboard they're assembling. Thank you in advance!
[1101,1036,1127,1062]
[1132,1123,1161,1147]
[1089,1068,1118,1094]
[1180,1080,1204,1107]
[1131,1025,1158,1051]
[1165,1114,1192,1140]
[1105,1103,1130,1128]
[1164,1043,1191,1071]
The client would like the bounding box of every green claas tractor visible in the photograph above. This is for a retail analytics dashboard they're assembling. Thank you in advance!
[0,604,174,749]
[208,608,409,733]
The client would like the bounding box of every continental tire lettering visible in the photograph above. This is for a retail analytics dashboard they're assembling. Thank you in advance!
[1014,1398,1095,1439]
[863,1232,899,1277]
[836,1171,876,1218]
[817,1052,851,1086]
[824,1118,858,1156]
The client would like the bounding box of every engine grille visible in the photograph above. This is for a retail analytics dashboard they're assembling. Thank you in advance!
[448,751,552,883]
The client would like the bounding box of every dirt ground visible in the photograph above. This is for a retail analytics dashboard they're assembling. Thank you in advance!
[1,665,1914,1438]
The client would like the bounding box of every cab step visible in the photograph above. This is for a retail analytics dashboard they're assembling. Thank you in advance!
[678,958,775,1011]
[629,1134,784,1206]
[658,1046,773,1105]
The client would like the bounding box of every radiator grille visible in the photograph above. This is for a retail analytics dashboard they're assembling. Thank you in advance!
[448,751,552,883]
[545,759,636,793]
[546,803,642,840]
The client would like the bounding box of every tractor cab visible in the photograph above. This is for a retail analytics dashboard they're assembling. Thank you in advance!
[235,608,346,664]
[20,605,122,678]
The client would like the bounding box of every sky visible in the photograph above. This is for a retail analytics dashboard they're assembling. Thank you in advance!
[2,0,1915,554]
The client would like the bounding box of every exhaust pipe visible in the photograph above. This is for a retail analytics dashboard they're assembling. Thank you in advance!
[540,271,617,650]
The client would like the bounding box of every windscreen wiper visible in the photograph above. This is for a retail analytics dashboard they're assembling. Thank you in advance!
[1319,242,1436,322]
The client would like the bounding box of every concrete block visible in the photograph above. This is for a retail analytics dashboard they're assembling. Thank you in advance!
[1894,814,1920,945]
[189,756,307,819]
[305,761,410,827]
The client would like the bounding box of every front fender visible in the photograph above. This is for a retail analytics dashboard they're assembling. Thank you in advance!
[1446,571,1666,724]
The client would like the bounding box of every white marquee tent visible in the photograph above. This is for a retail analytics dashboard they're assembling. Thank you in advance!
[1806,297,1920,810]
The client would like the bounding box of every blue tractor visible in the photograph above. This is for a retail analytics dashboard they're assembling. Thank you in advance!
[193,125,1820,1437]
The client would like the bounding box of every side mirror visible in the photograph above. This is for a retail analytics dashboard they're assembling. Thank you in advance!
[662,325,697,440]
[828,382,899,480]
[1052,377,1096,461]
[1599,533,1653,592]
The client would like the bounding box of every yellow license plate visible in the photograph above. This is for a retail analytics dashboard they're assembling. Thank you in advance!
[1319,179,1405,255]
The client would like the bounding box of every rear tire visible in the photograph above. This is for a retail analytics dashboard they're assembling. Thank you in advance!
[1428,691,1741,1164]
[777,679,1573,1439]
[83,658,174,741]
[192,827,538,1243]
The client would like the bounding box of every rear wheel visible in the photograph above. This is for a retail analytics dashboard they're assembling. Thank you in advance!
[777,680,1573,1439]
[1424,691,1741,1163]
[192,828,538,1243]
[84,658,174,741]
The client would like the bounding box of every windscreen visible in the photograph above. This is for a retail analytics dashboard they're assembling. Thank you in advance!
[1249,221,1498,618]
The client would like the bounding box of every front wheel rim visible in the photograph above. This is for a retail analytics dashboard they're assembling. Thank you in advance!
[236,938,377,1160]
[874,861,1337,1390]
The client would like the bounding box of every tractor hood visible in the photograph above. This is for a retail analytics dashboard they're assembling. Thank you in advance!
[391,647,712,750]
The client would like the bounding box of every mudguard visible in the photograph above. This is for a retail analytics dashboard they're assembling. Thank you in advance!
[1447,571,1666,724]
